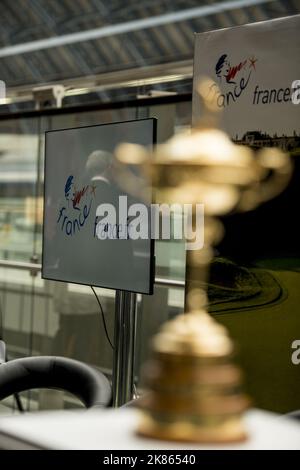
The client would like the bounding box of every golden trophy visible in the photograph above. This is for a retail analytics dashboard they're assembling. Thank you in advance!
[115,80,292,443]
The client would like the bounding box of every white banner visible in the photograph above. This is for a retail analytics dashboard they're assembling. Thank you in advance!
[193,15,300,141]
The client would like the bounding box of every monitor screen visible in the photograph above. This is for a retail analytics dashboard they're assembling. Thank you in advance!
[42,118,156,294]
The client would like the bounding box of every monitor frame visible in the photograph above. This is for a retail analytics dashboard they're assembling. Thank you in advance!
[41,117,156,295]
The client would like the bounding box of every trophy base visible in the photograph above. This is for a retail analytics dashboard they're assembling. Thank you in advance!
[137,413,248,444]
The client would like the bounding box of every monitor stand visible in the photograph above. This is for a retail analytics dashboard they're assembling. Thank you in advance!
[112,290,137,407]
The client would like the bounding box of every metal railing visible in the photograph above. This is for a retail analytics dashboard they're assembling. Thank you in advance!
[0,259,185,288]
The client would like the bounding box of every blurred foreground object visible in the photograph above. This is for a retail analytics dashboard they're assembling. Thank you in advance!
[115,79,292,443]
[138,311,249,442]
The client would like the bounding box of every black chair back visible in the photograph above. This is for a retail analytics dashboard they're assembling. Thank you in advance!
[0,356,111,408]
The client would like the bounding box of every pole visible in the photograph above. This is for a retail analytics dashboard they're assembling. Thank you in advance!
[112,290,137,407]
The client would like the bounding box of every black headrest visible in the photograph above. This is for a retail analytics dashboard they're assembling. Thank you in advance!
[0,356,111,408]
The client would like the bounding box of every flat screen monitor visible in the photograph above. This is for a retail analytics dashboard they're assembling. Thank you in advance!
[42,118,156,294]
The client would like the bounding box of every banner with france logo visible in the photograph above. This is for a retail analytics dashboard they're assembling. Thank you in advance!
[191,14,300,264]
[192,15,300,414]
[192,14,300,144]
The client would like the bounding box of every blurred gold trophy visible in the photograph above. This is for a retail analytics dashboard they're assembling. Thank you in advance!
[115,79,292,443]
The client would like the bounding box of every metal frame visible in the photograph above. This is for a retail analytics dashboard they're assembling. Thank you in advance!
[0,92,192,121]
[5,60,193,105]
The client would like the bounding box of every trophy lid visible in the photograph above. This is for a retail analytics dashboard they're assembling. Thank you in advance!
[154,127,252,168]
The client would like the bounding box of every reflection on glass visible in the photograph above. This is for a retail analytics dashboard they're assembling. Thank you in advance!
[0,103,189,413]
[0,119,39,261]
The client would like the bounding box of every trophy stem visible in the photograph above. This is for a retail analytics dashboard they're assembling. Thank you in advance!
[184,248,211,313]
[184,214,222,314]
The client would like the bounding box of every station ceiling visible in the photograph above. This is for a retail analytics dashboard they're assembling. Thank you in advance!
[0,0,299,91]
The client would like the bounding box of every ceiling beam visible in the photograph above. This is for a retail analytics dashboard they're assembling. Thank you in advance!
[4,59,193,103]
[0,0,275,58]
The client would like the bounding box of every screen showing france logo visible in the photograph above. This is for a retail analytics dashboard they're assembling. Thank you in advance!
[42,119,155,294]
[57,175,94,236]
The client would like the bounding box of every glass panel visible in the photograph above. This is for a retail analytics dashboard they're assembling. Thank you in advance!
[0,118,39,261]
[0,117,42,413]
[0,97,190,413]
[0,264,40,414]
